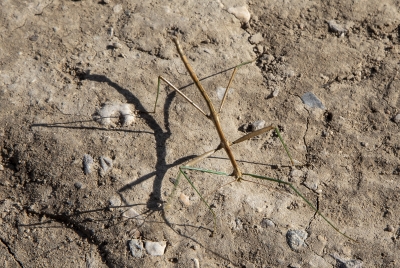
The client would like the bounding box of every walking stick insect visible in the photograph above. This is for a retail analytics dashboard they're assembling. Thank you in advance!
[154,37,355,242]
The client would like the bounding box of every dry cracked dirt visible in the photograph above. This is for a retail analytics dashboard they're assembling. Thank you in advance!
[0,0,399,267]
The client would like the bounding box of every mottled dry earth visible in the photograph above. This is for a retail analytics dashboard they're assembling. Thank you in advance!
[0,0,399,267]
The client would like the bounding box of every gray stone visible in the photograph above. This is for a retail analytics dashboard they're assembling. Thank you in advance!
[251,120,266,131]
[393,113,400,123]
[129,239,144,258]
[99,156,113,176]
[83,154,93,175]
[331,253,363,268]
[301,92,326,109]
[286,229,308,251]
[260,218,275,228]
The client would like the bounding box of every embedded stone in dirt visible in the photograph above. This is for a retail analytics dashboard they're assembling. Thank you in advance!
[129,239,144,258]
[145,241,167,256]
[286,229,308,251]
[82,154,94,175]
[301,92,326,109]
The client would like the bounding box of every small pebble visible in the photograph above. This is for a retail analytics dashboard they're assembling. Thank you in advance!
[385,225,394,232]
[256,45,264,54]
[251,120,266,131]
[304,170,319,191]
[83,154,94,175]
[250,33,264,44]
[234,218,243,230]
[112,42,122,49]
[94,103,135,126]
[393,113,400,123]
[0,164,4,171]
[145,241,166,256]
[179,193,190,206]
[99,156,113,176]
[227,6,251,23]
[327,20,347,35]
[29,34,39,42]
[74,182,83,189]
[192,258,200,268]
[102,0,110,4]
[360,142,368,147]
[129,239,144,258]
[286,229,308,251]
[330,253,363,268]
[272,88,280,97]
[260,218,275,228]
[107,27,114,37]
[301,92,326,109]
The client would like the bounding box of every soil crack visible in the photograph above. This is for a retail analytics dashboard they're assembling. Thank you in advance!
[0,237,25,268]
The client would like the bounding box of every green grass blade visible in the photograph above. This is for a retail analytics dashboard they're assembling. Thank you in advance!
[243,172,357,242]
[181,166,229,176]
[273,127,294,166]
[180,167,217,235]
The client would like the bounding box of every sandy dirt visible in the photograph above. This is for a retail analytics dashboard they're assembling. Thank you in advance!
[0,0,399,267]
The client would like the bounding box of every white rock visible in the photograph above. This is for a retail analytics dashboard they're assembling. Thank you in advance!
[192,258,200,268]
[328,20,347,35]
[94,103,135,126]
[251,120,265,131]
[145,241,166,256]
[227,6,251,23]
[129,239,144,258]
[250,33,264,44]
[272,88,280,98]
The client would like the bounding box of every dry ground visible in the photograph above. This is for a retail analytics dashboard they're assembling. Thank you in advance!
[0,0,399,267]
